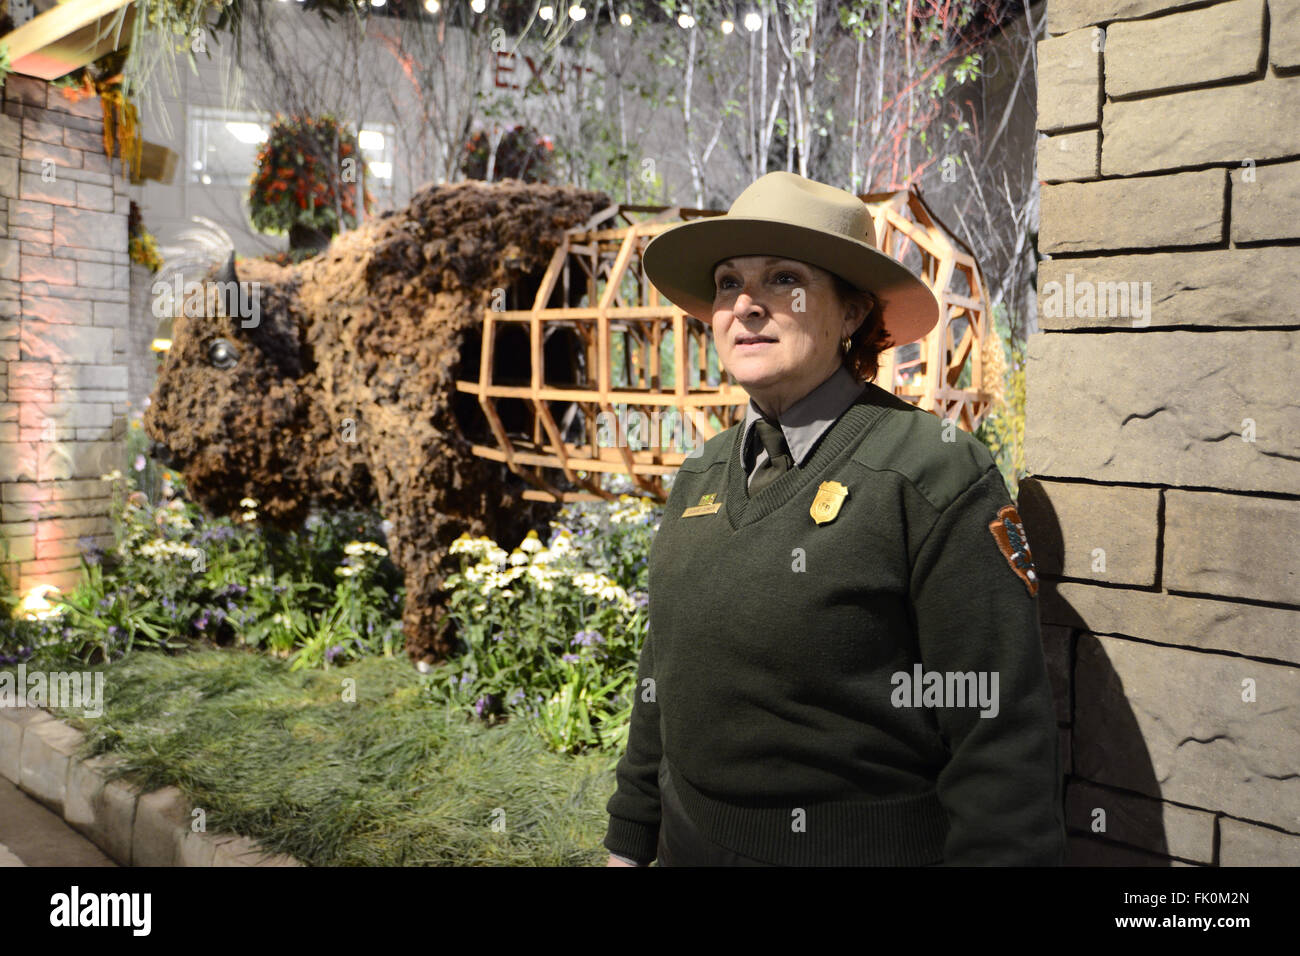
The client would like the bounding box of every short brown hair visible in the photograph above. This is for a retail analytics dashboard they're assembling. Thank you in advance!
[830,272,892,384]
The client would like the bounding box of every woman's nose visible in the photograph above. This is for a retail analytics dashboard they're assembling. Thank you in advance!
[733,291,760,317]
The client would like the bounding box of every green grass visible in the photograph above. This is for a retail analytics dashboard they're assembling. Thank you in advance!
[42,648,624,866]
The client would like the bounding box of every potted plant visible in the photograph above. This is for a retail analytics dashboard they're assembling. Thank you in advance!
[461,122,555,184]
[248,113,375,257]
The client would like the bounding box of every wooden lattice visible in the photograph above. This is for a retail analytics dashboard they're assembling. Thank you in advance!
[454,187,996,503]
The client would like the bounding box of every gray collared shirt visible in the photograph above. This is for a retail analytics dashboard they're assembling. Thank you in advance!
[740,363,867,488]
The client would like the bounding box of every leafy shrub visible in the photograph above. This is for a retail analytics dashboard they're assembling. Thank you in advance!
[2,411,403,671]
[426,481,660,755]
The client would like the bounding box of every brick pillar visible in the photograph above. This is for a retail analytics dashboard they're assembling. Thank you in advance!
[0,75,131,599]
[1023,0,1300,865]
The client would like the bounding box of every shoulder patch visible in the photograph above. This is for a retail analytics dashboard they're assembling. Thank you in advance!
[988,504,1039,597]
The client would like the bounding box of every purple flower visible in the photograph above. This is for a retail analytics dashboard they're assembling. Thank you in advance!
[79,535,103,565]
[194,613,208,631]
[570,630,605,647]
[326,644,345,662]
[107,625,120,639]
[562,653,580,664]
[632,591,649,608]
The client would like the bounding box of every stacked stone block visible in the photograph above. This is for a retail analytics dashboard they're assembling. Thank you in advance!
[1024,0,1300,865]
[1,75,132,598]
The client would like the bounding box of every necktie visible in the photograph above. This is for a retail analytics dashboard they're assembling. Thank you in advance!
[750,417,793,495]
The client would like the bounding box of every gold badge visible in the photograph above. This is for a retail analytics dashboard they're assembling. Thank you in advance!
[810,480,848,525]
[682,492,722,517]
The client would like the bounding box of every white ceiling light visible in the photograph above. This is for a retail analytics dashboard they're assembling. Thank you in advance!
[226,121,269,144]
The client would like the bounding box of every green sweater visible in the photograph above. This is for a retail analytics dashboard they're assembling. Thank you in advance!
[603,383,1066,866]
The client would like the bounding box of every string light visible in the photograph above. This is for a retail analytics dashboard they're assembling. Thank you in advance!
[721,18,733,33]
[370,0,385,7]
[423,0,439,10]
[618,11,630,25]
[569,3,585,19]
[470,0,486,12]
[540,4,554,19]
[743,10,761,30]
[677,9,694,27]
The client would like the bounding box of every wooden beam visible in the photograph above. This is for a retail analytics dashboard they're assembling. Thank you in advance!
[3,0,135,81]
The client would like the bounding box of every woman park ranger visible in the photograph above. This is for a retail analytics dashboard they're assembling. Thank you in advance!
[602,172,1065,866]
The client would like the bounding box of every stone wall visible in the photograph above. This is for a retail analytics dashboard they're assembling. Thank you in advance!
[1023,0,1300,865]
[0,75,133,599]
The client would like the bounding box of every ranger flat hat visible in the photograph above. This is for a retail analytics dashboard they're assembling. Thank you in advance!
[642,171,941,347]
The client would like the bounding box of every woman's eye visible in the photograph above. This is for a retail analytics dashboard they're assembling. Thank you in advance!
[716,276,738,290]
[207,338,239,370]
[774,272,798,284]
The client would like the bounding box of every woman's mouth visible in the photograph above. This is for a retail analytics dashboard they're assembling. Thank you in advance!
[735,334,776,348]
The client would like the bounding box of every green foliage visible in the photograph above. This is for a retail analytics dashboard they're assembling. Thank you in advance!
[127,201,164,273]
[425,481,661,756]
[48,650,621,865]
[975,304,1028,496]
[0,411,403,671]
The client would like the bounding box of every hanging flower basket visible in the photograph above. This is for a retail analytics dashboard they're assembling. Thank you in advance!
[248,113,376,253]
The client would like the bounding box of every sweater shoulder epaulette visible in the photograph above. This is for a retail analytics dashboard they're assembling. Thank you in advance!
[848,383,997,514]
[679,424,738,473]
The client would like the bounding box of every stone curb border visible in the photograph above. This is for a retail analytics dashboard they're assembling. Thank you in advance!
[0,704,304,867]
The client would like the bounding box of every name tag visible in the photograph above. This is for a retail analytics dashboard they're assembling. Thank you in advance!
[681,493,722,518]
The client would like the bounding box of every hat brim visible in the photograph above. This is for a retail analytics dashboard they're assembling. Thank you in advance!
[641,216,941,347]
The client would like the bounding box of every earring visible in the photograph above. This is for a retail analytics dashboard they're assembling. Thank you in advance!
[841,336,852,355]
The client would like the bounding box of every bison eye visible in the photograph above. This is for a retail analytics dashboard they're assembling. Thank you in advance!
[207,338,239,370]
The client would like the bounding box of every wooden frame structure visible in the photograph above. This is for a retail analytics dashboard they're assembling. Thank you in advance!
[1,0,135,81]
[455,187,996,503]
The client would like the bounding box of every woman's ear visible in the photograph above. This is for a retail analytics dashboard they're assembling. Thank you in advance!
[844,291,872,339]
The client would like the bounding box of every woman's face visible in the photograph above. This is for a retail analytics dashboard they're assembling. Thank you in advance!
[710,256,863,418]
